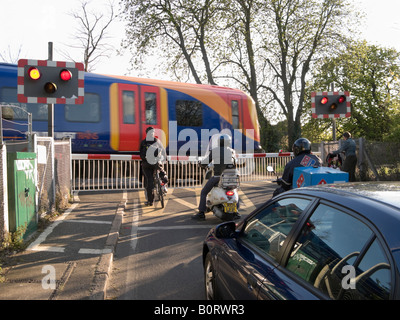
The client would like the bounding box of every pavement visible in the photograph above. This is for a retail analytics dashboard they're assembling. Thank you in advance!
[0,190,126,300]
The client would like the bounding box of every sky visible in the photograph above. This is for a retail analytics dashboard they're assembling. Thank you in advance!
[1,0,400,79]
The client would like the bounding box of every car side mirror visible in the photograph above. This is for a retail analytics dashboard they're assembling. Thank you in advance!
[215,222,237,239]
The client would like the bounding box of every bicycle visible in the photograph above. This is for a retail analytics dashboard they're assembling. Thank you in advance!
[153,168,167,208]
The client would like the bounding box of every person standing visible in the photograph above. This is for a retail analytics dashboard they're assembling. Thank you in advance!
[329,132,357,182]
[140,127,168,206]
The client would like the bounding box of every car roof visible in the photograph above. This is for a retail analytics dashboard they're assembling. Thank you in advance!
[282,182,400,253]
[303,181,400,208]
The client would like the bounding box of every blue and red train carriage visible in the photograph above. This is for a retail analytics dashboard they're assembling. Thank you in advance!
[0,62,261,156]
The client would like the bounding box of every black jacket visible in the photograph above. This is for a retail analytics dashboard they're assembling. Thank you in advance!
[281,151,322,190]
[140,138,166,168]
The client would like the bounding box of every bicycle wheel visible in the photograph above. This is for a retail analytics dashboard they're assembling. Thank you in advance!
[157,177,165,208]
[153,172,164,208]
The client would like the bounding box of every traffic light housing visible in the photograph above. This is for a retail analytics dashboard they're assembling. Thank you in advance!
[18,59,84,105]
[311,91,351,119]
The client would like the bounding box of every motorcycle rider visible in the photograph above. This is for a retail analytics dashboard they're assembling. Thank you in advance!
[192,134,239,221]
[273,138,322,197]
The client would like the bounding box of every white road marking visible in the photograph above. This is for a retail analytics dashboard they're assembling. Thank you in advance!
[78,248,112,255]
[27,201,113,254]
[27,203,79,251]
[63,219,112,225]
[238,189,256,210]
[29,245,65,253]
[123,198,140,300]
[130,199,140,251]
[168,196,198,210]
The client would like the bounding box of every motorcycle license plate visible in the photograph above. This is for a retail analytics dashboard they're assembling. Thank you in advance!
[223,202,237,213]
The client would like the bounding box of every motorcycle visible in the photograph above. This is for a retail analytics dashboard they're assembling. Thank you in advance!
[203,163,240,221]
[268,166,286,197]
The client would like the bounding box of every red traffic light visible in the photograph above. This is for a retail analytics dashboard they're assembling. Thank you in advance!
[320,97,329,105]
[338,95,346,104]
[60,69,72,81]
[28,67,41,80]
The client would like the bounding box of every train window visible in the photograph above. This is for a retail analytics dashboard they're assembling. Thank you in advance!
[175,100,203,127]
[232,100,239,129]
[0,87,48,121]
[122,91,135,124]
[65,93,100,123]
[145,92,157,125]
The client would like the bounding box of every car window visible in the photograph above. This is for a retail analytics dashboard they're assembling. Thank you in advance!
[285,203,391,300]
[242,198,311,261]
[355,238,391,300]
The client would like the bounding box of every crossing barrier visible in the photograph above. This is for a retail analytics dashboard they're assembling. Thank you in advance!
[71,152,318,191]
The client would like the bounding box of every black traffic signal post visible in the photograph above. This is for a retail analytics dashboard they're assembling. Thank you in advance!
[48,42,54,138]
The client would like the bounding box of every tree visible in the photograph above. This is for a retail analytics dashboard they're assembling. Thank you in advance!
[303,41,400,142]
[220,0,279,151]
[120,0,357,151]
[61,0,115,72]
[0,45,25,64]
[121,0,223,84]
[121,0,279,150]
[258,0,356,149]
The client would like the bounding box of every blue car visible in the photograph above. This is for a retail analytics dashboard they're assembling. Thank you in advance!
[203,182,400,300]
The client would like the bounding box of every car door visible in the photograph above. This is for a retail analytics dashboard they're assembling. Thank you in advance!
[265,201,393,300]
[215,196,313,299]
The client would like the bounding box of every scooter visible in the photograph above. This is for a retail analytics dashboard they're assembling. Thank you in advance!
[203,163,240,221]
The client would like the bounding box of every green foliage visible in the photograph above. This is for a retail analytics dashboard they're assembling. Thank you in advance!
[120,0,400,147]
[0,224,27,253]
[303,41,400,142]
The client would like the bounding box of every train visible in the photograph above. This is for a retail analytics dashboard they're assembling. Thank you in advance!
[0,62,261,155]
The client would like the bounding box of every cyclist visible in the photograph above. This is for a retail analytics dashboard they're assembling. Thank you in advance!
[140,127,168,206]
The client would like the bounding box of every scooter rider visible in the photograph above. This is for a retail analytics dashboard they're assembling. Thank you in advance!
[273,138,322,197]
[192,134,239,221]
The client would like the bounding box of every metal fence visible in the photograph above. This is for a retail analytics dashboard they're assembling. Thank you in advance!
[71,153,302,191]
[319,139,400,181]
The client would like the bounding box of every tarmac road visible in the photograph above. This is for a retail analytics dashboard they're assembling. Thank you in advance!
[106,182,275,300]
[0,180,275,300]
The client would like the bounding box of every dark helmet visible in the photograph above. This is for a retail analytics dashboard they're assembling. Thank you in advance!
[146,126,155,134]
[219,134,232,147]
[292,138,311,156]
